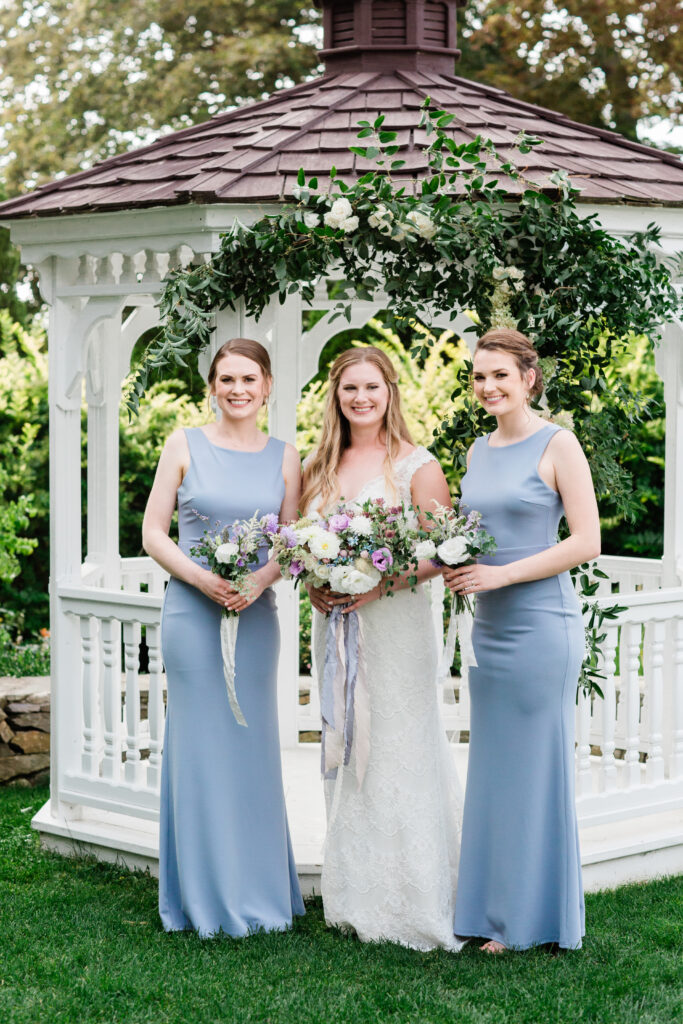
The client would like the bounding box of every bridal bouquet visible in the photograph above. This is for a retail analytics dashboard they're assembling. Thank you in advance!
[191,510,275,726]
[273,498,420,787]
[272,497,420,596]
[417,502,497,681]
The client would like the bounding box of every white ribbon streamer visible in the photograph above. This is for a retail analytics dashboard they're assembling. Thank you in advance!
[220,612,247,727]
[437,601,477,687]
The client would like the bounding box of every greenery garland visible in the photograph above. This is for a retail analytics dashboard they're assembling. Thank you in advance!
[130,101,677,517]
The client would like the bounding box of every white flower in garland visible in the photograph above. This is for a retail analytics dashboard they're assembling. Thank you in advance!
[368,204,394,235]
[340,215,359,233]
[303,212,321,229]
[406,209,437,240]
[324,197,354,229]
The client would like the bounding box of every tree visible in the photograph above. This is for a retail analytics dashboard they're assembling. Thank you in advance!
[0,1,321,194]
[458,1,683,143]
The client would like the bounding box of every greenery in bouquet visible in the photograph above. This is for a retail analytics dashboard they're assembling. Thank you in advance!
[190,510,272,611]
[273,498,420,598]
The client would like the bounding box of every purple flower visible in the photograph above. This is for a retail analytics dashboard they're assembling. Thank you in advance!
[289,560,305,577]
[279,525,298,549]
[371,547,393,572]
[328,513,351,533]
[263,513,279,535]
[236,557,245,567]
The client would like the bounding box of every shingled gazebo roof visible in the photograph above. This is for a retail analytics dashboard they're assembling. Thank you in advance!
[2,0,683,219]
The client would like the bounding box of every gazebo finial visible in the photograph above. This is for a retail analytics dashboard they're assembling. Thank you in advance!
[318,0,464,75]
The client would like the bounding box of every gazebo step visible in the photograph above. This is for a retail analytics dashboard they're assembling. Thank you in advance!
[32,745,683,897]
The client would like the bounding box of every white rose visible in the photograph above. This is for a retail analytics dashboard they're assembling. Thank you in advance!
[314,563,332,582]
[368,205,394,235]
[406,209,437,240]
[324,197,353,228]
[308,529,342,560]
[436,536,470,565]
[214,542,239,563]
[492,265,507,281]
[415,539,437,559]
[303,212,320,228]
[340,215,359,233]
[329,564,381,595]
[348,515,373,536]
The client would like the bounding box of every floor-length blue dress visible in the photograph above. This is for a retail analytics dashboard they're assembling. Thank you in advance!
[159,427,304,937]
[454,424,585,950]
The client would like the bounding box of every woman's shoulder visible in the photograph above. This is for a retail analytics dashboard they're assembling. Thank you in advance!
[397,444,439,478]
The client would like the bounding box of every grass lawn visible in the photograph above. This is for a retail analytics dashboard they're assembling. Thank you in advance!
[1,786,681,1024]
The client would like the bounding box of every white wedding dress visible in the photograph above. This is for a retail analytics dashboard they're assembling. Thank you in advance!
[311,447,465,951]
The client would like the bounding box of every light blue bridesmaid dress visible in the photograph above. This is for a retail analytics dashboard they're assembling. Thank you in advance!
[159,427,304,937]
[455,423,585,950]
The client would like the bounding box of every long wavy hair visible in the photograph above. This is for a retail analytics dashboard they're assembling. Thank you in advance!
[300,346,414,514]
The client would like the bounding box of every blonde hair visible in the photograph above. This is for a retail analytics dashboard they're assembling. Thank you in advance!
[301,346,414,514]
[475,328,543,398]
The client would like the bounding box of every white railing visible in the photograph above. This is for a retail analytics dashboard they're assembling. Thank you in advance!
[56,555,683,830]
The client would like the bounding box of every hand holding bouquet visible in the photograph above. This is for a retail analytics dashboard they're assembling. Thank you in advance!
[418,501,496,614]
[417,501,496,682]
[191,510,273,725]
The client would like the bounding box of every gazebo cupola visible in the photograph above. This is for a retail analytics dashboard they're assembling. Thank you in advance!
[319,0,463,73]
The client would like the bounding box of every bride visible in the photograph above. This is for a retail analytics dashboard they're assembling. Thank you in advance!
[301,345,464,951]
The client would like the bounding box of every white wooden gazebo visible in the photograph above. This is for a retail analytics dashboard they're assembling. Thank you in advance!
[2,0,683,889]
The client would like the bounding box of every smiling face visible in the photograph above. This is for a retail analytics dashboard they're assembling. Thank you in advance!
[472,347,534,417]
[210,352,271,420]
[336,360,390,432]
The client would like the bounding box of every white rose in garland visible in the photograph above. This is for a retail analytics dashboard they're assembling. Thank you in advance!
[406,209,437,240]
[368,204,394,235]
[324,197,354,229]
[303,212,321,229]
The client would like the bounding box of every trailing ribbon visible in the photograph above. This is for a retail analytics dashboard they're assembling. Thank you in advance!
[320,605,370,788]
[220,611,247,726]
[437,600,477,687]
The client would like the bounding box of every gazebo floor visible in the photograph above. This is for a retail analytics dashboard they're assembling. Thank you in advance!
[31,743,683,895]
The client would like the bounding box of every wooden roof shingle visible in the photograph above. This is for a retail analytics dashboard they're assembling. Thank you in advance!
[2,68,683,219]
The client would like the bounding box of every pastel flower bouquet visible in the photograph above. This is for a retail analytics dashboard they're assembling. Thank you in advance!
[272,498,420,787]
[191,510,276,726]
[272,497,420,598]
[418,501,497,681]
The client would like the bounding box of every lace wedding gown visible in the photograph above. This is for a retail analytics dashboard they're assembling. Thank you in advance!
[311,447,464,951]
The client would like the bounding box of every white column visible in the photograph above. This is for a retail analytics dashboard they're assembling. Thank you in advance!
[263,295,303,749]
[656,318,683,587]
[48,288,89,809]
[86,317,124,587]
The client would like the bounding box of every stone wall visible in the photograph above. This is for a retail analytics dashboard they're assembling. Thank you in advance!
[0,678,50,786]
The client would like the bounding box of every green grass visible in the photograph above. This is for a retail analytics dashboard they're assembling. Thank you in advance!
[1,786,681,1024]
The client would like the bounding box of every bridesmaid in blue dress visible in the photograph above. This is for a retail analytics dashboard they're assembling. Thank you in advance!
[444,328,600,952]
[143,337,304,937]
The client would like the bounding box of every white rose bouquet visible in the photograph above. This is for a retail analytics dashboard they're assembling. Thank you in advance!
[191,510,275,726]
[420,501,496,613]
[419,501,496,681]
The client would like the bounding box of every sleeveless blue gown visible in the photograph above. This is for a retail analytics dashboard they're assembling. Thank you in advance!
[455,424,585,950]
[159,427,304,937]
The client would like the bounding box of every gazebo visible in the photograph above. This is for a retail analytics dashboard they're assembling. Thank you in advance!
[1,0,682,889]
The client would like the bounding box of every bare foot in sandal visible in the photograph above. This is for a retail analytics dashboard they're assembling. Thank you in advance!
[481,940,506,953]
